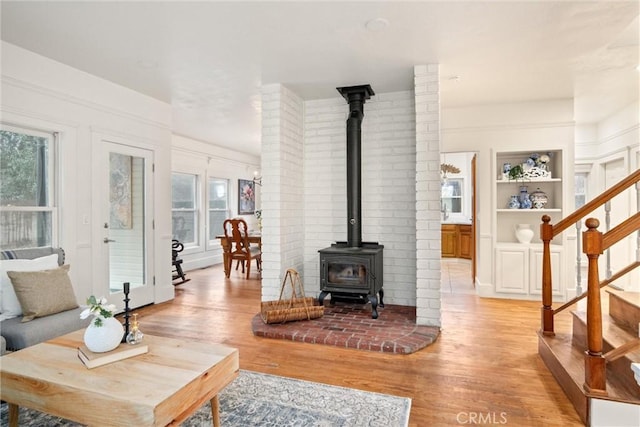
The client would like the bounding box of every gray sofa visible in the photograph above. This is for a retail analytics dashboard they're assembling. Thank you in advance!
[0,247,90,354]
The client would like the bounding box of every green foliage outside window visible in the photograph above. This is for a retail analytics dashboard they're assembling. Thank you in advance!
[0,130,49,206]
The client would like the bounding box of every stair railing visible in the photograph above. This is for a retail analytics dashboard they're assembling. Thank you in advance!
[540,168,640,395]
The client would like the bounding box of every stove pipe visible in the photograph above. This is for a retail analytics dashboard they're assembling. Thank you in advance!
[337,84,375,248]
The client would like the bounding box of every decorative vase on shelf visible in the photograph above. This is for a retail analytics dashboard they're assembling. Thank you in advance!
[519,186,532,209]
[84,317,124,353]
[529,187,549,209]
[515,224,534,244]
[507,195,520,209]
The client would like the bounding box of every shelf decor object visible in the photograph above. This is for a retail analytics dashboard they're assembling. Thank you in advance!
[508,195,521,209]
[440,163,460,181]
[514,224,534,244]
[519,186,533,209]
[529,187,549,209]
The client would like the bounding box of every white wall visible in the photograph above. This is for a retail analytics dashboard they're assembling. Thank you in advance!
[172,134,260,271]
[575,101,640,291]
[442,100,575,299]
[303,91,418,306]
[1,41,174,306]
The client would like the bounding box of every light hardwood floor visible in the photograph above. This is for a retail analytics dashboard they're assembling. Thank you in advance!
[139,262,583,426]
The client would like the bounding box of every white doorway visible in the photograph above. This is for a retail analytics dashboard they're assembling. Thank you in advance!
[97,140,155,309]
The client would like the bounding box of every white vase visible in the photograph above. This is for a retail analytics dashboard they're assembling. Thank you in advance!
[515,224,534,244]
[83,317,124,353]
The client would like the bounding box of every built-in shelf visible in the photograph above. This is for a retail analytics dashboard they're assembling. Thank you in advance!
[497,178,562,184]
[492,148,567,301]
[496,209,562,213]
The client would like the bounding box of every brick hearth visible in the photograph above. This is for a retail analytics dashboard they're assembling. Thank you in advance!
[251,303,439,354]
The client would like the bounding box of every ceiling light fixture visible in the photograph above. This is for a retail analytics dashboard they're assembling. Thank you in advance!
[365,18,389,32]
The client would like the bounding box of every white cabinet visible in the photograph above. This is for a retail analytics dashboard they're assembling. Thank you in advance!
[495,244,564,297]
[530,246,563,297]
[495,245,529,294]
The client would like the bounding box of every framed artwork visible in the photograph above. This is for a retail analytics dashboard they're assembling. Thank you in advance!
[238,179,255,215]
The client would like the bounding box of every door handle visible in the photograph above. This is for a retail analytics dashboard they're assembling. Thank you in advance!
[103,238,116,243]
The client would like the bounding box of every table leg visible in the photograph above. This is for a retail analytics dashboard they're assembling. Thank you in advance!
[8,403,19,427]
[220,239,231,278]
[210,395,220,427]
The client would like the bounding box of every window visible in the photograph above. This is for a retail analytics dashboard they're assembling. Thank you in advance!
[208,178,228,241]
[171,173,197,245]
[575,172,588,209]
[441,178,463,214]
[0,125,56,249]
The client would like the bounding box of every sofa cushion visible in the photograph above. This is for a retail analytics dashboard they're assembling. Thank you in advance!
[0,253,60,319]
[8,264,79,322]
[0,307,90,351]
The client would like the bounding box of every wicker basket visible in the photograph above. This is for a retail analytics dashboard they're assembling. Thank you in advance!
[260,269,324,324]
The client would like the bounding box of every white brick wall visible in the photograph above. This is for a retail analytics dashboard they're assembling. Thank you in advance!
[415,65,442,326]
[263,69,442,328]
[303,91,419,307]
[260,84,305,301]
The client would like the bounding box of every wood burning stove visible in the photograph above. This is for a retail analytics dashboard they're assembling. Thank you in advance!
[318,84,384,319]
[319,242,384,318]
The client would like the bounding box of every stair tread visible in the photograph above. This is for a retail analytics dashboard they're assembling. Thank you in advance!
[573,310,640,360]
[539,331,640,403]
[606,288,640,308]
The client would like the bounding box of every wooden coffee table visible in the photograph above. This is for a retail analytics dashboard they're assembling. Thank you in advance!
[0,330,239,426]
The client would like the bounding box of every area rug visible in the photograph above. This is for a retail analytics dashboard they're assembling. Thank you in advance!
[0,370,411,426]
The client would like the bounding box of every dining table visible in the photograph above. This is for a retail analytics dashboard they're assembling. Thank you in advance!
[215,233,262,278]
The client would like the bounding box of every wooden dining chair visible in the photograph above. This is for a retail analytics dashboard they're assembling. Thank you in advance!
[223,218,261,279]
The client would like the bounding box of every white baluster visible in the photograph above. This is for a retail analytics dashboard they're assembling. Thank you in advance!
[576,220,583,296]
[636,182,640,262]
[605,200,612,279]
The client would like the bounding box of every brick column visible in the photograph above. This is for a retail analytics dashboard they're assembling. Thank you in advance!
[414,65,442,327]
[260,84,305,301]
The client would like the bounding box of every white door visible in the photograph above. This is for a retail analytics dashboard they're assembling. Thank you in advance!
[100,141,154,309]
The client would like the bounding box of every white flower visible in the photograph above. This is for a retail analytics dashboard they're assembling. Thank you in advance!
[81,295,116,327]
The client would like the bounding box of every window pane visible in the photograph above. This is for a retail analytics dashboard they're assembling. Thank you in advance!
[0,130,50,207]
[209,178,227,209]
[208,177,228,241]
[209,210,228,240]
[0,126,55,249]
[0,211,52,248]
[575,173,588,209]
[172,211,195,243]
[171,173,195,209]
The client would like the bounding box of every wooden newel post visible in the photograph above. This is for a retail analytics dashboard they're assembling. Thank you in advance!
[582,218,607,395]
[540,215,555,335]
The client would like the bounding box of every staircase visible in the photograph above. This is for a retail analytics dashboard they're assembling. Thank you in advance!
[537,170,640,426]
[539,290,640,425]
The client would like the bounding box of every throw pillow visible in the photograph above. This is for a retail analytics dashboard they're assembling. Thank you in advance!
[7,264,79,322]
[0,254,59,318]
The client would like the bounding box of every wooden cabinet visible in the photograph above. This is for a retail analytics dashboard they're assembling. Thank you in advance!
[441,224,472,259]
[441,225,457,258]
[458,225,472,259]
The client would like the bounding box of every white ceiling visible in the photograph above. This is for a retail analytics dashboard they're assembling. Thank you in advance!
[1,1,638,156]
